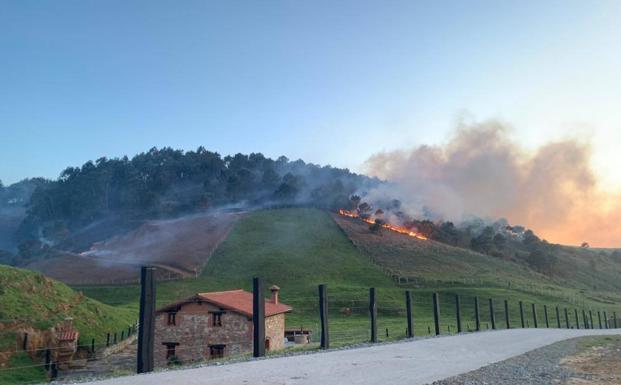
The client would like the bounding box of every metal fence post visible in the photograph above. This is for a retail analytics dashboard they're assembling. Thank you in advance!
[456,295,462,333]
[488,299,496,330]
[433,292,441,336]
[575,309,580,329]
[597,311,602,329]
[504,300,510,329]
[319,284,329,349]
[406,291,414,338]
[137,266,156,374]
[544,305,549,328]
[519,301,525,328]
[604,311,609,329]
[370,288,378,342]
[583,310,588,329]
[474,297,480,332]
[564,308,570,329]
[532,304,538,328]
[253,277,266,357]
[589,310,594,329]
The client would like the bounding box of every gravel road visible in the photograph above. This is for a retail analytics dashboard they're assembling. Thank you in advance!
[74,329,621,385]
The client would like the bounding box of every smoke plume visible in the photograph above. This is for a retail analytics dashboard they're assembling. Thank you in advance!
[364,120,621,247]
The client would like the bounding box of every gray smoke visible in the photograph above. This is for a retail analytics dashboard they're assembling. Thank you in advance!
[364,120,621,247]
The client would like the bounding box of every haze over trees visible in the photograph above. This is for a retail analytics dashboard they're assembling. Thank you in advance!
[1,147,378,262]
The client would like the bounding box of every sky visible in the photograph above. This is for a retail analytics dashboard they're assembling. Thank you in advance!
[1,0,621,192]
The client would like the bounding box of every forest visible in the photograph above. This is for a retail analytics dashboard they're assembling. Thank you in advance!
[0,147,377,264]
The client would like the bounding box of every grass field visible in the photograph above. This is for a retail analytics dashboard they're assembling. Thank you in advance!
[0,265,136,384]
[78,208,621,349]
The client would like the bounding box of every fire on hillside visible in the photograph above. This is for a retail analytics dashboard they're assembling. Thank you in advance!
[338,209,428,240]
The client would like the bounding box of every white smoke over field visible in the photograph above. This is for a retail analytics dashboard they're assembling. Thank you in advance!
[364,120,621,247]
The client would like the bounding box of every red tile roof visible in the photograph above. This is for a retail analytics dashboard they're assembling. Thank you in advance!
[156,289,292,317]
[57,330,79,341]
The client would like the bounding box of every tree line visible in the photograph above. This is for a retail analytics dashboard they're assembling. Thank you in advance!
[1,147,378,263]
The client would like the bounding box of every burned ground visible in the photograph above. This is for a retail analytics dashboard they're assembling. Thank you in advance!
[26,212,241,285]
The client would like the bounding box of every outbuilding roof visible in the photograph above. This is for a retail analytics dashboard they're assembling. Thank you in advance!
[156,289,292,318]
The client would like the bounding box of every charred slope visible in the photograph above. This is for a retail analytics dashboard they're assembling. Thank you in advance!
[333,213,621,302]
[25,211,240,285]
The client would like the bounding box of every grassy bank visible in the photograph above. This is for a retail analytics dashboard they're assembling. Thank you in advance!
[78,208,621,347]
[0,265,136,384]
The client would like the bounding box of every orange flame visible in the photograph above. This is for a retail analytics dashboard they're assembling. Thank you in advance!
[338,209,428,240]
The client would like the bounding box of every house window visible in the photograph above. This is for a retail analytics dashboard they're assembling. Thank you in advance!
[167,312,177,326]
[209,344,225,359]
[163,342,178,359]
[211,312,223,327]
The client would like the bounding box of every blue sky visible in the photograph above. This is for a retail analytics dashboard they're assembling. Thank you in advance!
[1,0,620,187]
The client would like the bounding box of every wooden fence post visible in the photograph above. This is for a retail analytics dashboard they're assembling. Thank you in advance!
[544,305,549,328]
[589,310,594,329]
[370,288,378,342]
[597,311,602,329]
[137,266,156,374]
[532,304,538,328]
[253,277,266,357]
[121,331,124,340]
[319,284,329,349]
[489,299,496,330]
[433,292,441,336]
[456,295,462,333]
[106,333,110,347]
[91,338,95,354]
[504,300,510,329]
[474,297,480,332]
[604,311,609,329]
[555,307,561,328]
[113,333,117,344]
[614,312,618,328]
[406,291,414,338]
[519,301,525,328]
[564,308,570,329]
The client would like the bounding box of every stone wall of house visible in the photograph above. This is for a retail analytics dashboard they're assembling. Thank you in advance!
[265,313,286,351]
[154,302,252,368]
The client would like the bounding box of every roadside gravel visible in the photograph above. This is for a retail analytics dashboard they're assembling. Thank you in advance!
[431,337,583,385]
[431,335,621,385]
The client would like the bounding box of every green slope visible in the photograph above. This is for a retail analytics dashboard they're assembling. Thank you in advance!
[79,208,621,349]
[0,265,136,385]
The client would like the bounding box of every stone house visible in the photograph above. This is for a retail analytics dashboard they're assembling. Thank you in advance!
[154,285,291,367]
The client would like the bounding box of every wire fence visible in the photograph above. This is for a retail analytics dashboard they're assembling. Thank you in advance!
[2,286,620,383]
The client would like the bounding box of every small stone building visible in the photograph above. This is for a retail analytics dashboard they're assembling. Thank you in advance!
[154,285,291,367]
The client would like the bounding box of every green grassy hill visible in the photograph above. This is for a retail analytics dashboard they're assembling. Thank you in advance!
[79,208,621,349]
[333,214,621,305]
[0,265,136,385]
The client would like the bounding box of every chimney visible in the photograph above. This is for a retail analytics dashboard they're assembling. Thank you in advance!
[63,317,74,331]
[270,285,280,304]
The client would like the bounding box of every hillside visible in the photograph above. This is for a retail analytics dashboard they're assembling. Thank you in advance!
[26,211,241,285]
[333,213,621,305]
[0,265,135,384]
[79,208,621,350]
